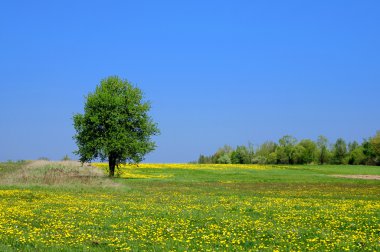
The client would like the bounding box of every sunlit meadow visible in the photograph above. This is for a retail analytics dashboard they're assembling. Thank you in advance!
[0,162,379,251]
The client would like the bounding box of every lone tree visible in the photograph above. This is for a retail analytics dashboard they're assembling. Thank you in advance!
[73,76,159,176]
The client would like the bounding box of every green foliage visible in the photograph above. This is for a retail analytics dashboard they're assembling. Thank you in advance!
[296,139,317,164]
[371,131,380,164]
[217,153,231,164]
[198,131,380,166]
[362,139,377,165]
[198,154,212,164]
[255,141,277,164]
[348,141,359,152]
[73,76,159,176]
[316,135,330,164]
[267,152,278,164]
[212,145,233,164]
[293,144,306,164]
[347,146,367,165]
[332,138,347,164]
[277,135,297,164]
[231,145,251,164]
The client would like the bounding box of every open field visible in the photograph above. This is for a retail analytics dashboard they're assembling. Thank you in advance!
[0,161,379,251]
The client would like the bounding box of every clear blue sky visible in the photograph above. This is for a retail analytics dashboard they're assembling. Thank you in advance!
[1,1,379,162]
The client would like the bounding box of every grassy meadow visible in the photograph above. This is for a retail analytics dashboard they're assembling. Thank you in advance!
[0,161,379,251]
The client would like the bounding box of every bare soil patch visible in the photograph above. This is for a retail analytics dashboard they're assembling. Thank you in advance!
[331,174,380,180]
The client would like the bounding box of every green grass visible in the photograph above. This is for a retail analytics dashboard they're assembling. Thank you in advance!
[0,162,379,251]
[111,164,380,184]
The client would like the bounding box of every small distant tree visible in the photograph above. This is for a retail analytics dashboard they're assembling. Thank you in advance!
[247,142,255,163]
[217,154,232,164]
[198,155,206,164]
[198,154,213,164]
[316,135,330,164]
[362,138,376,165]
[255,141,277,164]
[332,138,347,164]
[267,152,277,164]
[212,145,233,164]
[275,147,287,164]
[348,141,359,153]
[73,76,160,177]
[277,135,297,164]
[297,139,317,164]
[293,144,307,164]
[371,131,380,164]
[231,145,251,164]
[347,146,366,165]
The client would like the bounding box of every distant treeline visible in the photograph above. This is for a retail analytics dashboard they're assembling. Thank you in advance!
[196,131,380,166]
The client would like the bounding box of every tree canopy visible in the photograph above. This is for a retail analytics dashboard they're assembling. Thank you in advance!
[197,131,380,166]
[73,76,159,176]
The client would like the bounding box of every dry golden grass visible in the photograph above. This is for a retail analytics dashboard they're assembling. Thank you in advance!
[0,160,119,188]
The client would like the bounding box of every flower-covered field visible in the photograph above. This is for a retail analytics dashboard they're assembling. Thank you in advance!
[92,163,276,179]
[0,162,379,251]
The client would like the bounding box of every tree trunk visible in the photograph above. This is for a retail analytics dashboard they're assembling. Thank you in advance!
[109,155,116,177]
